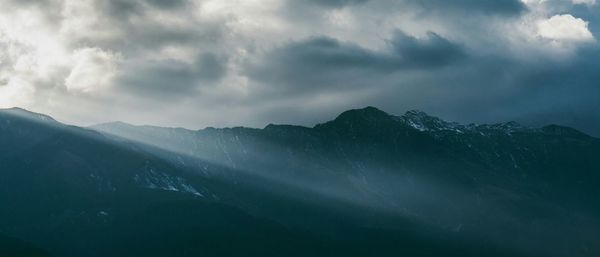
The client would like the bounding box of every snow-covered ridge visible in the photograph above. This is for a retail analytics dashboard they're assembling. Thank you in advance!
[394,110,540,136]
[397,110,465,133]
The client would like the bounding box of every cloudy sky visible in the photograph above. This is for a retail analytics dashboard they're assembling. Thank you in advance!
[0,0,599,135]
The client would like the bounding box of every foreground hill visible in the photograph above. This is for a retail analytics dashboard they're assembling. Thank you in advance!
[0,107,598,257]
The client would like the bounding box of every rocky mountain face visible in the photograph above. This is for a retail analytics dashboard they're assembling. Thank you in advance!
[1,107,599,257]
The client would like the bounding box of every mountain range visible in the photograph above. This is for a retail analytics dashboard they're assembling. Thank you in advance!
[0,106,599,257]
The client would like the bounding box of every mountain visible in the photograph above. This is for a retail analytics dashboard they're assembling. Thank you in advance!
[0,107,599,257]
[94,106,600,211]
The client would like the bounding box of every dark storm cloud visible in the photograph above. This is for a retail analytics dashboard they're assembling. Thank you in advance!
[117,53,227,98]
[94,0,225,50]
[103,0,143,20]
[245,36,384,93]
[246,31,465,93]
[103,0,190,19]
[406,0,527,16]
[307,0,369,8]
[145,0,190,9]
[122,22,224,52]
[390,31,467,68]
[299,0,526,16]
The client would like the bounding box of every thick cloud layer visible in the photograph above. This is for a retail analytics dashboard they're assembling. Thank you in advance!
[408,0,527,16]
[245,31,466,94]
[0,0,598,135]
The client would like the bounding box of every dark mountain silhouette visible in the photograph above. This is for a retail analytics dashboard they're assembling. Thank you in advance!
[0,107,598,257]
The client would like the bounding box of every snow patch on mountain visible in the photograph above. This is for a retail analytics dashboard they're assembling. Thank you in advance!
[134,165,204,197]
[397,110,465,133]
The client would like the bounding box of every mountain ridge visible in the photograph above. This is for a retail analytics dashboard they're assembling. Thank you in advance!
[84,106,597,139]
[1,106,595,140]
[1,106,599,257]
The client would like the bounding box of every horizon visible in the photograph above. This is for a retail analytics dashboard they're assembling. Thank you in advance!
[2,105,597,138]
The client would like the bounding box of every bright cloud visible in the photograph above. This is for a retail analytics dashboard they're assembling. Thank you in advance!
[537,14,595,42]
[65,48,122,93]
[0,77,36,108]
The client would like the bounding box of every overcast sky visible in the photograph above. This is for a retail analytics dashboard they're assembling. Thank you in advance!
[0,0,599,135]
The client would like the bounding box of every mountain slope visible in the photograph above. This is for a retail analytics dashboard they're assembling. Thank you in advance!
[0,107,598,256]
[0,108,534,257]
[93,106,600,211]
[93,106,600,257]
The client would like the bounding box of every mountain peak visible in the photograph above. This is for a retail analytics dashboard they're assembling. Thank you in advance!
[314,106,395,132]
[334,106,390,121]
[361,106,385,113]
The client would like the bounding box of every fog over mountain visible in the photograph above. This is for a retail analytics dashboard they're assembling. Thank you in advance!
[1,106,599,257]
